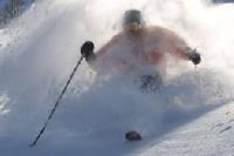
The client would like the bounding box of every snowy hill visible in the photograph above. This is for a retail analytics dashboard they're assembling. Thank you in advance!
[0,0,234,155]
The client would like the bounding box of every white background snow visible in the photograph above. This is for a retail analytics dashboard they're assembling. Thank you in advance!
[0,0,234,155]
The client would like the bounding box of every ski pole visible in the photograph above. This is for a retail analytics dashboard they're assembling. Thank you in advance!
[30,55,84,147]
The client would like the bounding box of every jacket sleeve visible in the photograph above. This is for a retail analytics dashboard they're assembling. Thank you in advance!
[152,26,190,60]
[86,32,124,69]
[96,33,123,58]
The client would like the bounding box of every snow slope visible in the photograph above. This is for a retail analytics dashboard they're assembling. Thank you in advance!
[135,102,234,156]
[0,0,234,155]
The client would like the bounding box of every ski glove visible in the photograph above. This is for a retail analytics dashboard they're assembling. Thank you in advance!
[81,41,95,62]
[187,49,201,65]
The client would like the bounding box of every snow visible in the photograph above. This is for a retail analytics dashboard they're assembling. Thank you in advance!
[0,0,234,155]
[137,102,234,156]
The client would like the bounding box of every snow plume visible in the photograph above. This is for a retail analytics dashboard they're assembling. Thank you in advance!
[0,0,234,155]
[84,0,234,105]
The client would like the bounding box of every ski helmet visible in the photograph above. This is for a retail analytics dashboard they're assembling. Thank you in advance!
[123,9,144,32]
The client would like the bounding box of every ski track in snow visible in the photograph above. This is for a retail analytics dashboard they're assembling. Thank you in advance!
[0,0,234,155]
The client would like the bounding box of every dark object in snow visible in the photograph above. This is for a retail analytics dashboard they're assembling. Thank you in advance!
[220,126,232,134]
[125,131,142,141]
[139,74,162,92]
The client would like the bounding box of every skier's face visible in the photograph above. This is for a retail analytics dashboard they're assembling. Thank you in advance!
[128,22,141,32]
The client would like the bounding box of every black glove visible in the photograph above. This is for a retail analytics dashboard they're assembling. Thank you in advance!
[187,49,201,65]
[81,41,95,61]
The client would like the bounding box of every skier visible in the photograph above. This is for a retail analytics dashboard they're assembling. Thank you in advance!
[81,9,201,90]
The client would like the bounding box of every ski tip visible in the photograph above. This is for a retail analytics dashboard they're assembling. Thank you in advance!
[125,130,142,141]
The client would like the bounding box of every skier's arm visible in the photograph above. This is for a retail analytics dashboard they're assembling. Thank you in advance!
[81,33,123,66]
[161,28,190,59]
[95,33,123,58]
[157,27,201,65]
[170,36,201,65]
